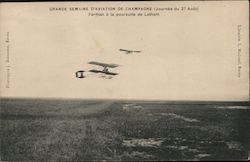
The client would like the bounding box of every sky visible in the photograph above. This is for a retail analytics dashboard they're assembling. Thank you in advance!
[1,1,249,101]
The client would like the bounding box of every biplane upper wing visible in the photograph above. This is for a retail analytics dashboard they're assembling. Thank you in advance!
[88,61,119,68]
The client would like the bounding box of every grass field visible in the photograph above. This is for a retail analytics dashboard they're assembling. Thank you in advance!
[0,98,249,161]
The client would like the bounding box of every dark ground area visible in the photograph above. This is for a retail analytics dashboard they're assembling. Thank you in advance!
[0,98,249,161]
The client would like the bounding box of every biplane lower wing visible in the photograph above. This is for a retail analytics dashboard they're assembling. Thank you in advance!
[88,61,119,68]
[89,69,118,76]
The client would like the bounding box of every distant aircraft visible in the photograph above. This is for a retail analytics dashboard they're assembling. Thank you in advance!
[119,49,141,54]
[88,61,119,77]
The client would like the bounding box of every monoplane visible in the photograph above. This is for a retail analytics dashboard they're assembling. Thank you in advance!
[119,49,141,54]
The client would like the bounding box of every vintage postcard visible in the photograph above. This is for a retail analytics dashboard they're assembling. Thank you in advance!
[0,1,249,161]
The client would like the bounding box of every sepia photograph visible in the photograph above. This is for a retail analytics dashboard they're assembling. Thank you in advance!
[0,1,249,161]
[1,98,250,161]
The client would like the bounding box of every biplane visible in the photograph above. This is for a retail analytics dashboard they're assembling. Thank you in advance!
[88,61,119,76]
[75,61,119,79]
[119,49,141,54]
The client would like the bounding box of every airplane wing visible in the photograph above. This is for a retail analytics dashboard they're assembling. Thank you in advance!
[119,49,130,54]
[88,61,119,68]
[89,69,118,75]
[120,49,129,52]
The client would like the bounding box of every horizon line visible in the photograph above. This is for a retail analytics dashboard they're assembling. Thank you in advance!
[1,96,249,104]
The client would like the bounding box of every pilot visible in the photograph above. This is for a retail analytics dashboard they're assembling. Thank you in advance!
[103,67,109,73]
